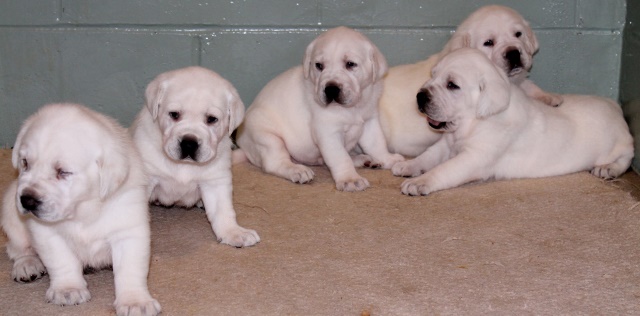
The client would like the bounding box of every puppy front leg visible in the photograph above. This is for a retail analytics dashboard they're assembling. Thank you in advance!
[316,131,370,192]
[111,232,161,316]
[32,229,90,305]
[200,179,260,247]
[401,151,488,196]
[520,79,563,107]
[357,117,404,169]
[392,137,452,177]
[2,182,46,283]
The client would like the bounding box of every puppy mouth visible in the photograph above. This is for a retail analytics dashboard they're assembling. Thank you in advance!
[427,117,447,130]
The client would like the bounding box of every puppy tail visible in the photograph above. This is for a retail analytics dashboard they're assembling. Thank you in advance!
[232,148,248,164]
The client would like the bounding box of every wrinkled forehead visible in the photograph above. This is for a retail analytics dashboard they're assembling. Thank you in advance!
[462,10,527,34]
[163,82,228,111]
[433,52,490,80]
[312,35,369,61]
[19,124,97,166]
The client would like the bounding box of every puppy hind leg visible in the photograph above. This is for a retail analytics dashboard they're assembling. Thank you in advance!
[1,182,47,283]
[591,152,634,180]
[254,134,315,184]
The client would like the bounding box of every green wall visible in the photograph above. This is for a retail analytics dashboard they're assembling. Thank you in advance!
[0,0,628,146]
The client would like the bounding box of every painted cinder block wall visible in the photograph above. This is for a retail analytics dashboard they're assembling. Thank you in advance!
[0,0,628,146]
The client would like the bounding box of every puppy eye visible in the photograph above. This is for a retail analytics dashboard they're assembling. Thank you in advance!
[483,39,494,47]
[515,31,522,38]
[206,115,218,125]
[21,159,29,171]
[169,111,180,121]
[447,81,460,90]
[56,168,72,180]
[345,61,357,70]
[315,63,324,71]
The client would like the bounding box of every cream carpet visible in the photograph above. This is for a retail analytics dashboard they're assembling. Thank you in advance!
[0,148,639,315]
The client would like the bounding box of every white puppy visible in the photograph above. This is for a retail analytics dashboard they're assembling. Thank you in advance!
[131,66,259,247]
[235,26,404,192]
[392,48,634,196]
[2,103,161,315]
[379,5,562,157]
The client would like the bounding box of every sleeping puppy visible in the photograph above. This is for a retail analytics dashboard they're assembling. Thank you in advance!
[392,48,634,196]
[2,103,161,315]
[131,66,259,247]
[379,5,562,157]
[235,26,404,192]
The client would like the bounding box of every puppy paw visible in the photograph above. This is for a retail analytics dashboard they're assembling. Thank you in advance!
[217,226,261,248]
[380,153,405,169]
[352,154,380,168]
[401,178,431,196]
[115,297,162,316]
[286,164,315,184]
[539,93,563,107]
[335,176,370,192]
[12,255,47,283]
[591,163,625,180]
[46,286,91,306]
[391,161,423,178]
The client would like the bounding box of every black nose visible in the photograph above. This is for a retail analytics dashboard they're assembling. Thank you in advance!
[417,90,431,114]
[180,136,199,160]
[20,194,41,212]
[324,84,341,104]
[505,49,522,70]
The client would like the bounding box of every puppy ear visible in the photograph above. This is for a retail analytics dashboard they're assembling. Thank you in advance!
[144,74,168,120]
[11,112,37,168]
[302,37,317,79]
[523,22,539,55]
[97,143,129,200]
[476,69,511,119]
[441,32,471,56]
[226,87,245,136]
[368,43,388,81]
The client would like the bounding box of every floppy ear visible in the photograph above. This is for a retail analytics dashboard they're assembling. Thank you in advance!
[144,74,168,120]
[97,142,129,200]
[523,21,539,55]
[11,113,37,168]
[476,69,511,119]
[368,43,388,81]
[302,37,317,79]
[441,32,471,56]
[226,87,245,135]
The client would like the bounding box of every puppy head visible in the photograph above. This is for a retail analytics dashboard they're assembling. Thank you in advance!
[442,5,538,82]
[416,48,510,132]
[144,66,244,164]
[303,26,387,107]
[11,103,131,222]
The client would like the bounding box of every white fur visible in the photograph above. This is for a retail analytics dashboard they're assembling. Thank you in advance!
[235,26,403,192]
[1,103,160,315]
[379,5,562,158]
[130,66,259,247]
[392,48,634,196]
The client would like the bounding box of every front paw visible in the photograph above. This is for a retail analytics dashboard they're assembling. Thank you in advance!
[392,160,423,177]
[115,297,162,316]
[217,226,261,248]
[12,255,47,283]
[401,177,432,196]
[46,286,91,306]
[335,176,370,192]
[285,164,315,184]
[380,153,405,169]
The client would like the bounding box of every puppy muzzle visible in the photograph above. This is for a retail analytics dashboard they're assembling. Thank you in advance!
[179,135,200,161]
[323,81,343,105]
[417,89,447,130]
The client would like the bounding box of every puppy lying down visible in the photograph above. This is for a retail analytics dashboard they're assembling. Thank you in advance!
[392,48,634,196]
[2,103,160,315]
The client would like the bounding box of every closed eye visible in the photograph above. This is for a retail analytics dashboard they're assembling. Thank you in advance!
[447,81,460,90]
[56,168,72,180]
[21,159,29,171]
